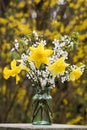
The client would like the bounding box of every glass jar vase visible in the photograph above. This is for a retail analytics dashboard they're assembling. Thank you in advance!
[32,93,53,125]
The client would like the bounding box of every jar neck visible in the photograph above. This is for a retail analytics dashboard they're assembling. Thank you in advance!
[35,88,51,95]
[33,89,52,100]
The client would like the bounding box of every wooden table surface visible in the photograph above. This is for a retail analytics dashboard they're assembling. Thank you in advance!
[0,124,87,130]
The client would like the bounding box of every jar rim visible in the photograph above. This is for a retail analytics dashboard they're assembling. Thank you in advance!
[33,93,52,100]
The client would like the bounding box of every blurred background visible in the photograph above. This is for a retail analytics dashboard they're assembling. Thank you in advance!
[0,0,87,124]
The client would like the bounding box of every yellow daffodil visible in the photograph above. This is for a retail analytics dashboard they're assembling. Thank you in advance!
[10,59,22,77]
[69,68,82,81]
[3,67,12,79]
[3,60,22,84]
[3,60,30,84]
[48,57,69,76]
[28,43,53,68]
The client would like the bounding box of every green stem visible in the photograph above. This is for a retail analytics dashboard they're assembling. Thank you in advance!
[43,102,52,123]
[41,105,43,121]
[32,102,41,122]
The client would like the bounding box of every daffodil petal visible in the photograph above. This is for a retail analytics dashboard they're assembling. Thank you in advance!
[11,60,16,69]
[3,67,11,79]
[16,75,20,84]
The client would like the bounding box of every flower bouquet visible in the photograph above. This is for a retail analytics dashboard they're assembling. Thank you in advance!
[3,31,85,125]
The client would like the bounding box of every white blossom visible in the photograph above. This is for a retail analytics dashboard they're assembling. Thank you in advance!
[15,42,19,50]
[21,53,28,61]
[29,61,36,70]
[33,30,38,40]
[11,48,15,52]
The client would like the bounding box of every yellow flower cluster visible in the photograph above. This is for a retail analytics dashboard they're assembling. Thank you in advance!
[3,60,29,84]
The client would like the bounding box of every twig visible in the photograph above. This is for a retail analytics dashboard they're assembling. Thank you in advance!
[4,85,20,122]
